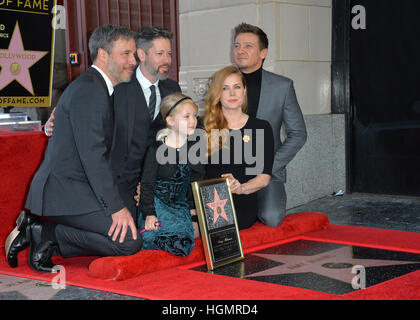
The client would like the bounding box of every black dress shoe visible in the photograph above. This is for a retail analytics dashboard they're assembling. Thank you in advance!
[27,222,56,273]
[5,211,40,268]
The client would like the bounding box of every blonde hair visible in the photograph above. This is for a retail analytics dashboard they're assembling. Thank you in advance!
[203,65,247,155]
[156,92,198,141]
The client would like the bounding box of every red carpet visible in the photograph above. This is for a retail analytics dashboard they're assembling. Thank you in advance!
[0,132,48,248]
[302,224,420,254]
[1,218,419,300]
[1,133,419,299]
[89,211,329,280]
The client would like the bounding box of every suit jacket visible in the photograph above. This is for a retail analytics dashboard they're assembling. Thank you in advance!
[256,69,307,182]
[111,72,180,214]
[25,67,125,217]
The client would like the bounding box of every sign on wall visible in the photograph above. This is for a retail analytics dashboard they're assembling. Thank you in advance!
[0,0,56,107]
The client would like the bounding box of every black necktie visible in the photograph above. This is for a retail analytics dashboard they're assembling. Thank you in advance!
[148,85,156,120]
[110,92,115,119]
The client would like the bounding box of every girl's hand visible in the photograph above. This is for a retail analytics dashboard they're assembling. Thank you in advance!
[190,209,200,238]
[145,215,159,231]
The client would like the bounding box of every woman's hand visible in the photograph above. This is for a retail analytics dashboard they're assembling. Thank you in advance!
[222,173,271,195]
[222,173,243,195]
[145,215,159,231]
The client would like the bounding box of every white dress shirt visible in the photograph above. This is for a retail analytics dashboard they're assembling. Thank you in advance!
[136,66,161,120]
[91,65,114,96]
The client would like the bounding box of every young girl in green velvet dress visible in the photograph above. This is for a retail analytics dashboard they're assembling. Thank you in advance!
[137,93,204,256]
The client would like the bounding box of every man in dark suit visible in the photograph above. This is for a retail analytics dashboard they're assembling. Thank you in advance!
[111,26,181,218]
[5,25,142,273]
[232,23,307,227]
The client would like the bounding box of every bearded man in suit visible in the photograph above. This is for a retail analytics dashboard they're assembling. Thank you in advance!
[232,23,307,227]
[5,24,142,273]
[111,26,181,218]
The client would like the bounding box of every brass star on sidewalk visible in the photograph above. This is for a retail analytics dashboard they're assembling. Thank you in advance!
[246,246,420,285]
[0,275,61,300]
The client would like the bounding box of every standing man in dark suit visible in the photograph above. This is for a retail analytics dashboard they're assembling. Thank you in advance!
[5,25,142,273]
[232,23,307,227]
[110,26,181,219]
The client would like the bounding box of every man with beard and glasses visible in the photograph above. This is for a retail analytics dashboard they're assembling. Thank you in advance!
[5,25,142,273]
[110,26,181,219]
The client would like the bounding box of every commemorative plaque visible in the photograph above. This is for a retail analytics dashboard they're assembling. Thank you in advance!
[191,177,244,270]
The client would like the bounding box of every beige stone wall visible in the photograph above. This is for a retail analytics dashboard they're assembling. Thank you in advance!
[179,0,332,116]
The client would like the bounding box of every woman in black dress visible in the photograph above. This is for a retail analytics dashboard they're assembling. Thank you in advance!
[203,66,275,230]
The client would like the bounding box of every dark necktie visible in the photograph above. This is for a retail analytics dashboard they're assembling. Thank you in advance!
[110,92,115,118]
[148,85,156,120]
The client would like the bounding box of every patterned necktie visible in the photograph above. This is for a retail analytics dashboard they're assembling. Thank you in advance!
[148,85,156,120]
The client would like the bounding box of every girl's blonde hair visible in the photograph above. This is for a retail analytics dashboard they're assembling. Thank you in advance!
[156,92,198,141]
[203,65,247,155]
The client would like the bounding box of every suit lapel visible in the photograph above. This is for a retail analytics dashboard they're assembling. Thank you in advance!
[88,67,112,101]
[158,81,168,98]
[257,69,270,119]
[126,77,148,150]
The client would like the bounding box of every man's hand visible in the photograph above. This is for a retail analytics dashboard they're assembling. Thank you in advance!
[44,107,56,137]
[108,207,138,243]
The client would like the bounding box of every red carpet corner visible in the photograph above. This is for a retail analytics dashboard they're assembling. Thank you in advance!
[88,211,329,280]
[0,132,49,248]
[1,218,419,300]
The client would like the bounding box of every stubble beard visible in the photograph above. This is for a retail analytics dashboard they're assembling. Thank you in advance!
[108,59,133,84]
[145,62,170,81]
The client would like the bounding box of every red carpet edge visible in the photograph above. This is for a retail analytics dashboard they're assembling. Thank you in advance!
[88,212,329,280]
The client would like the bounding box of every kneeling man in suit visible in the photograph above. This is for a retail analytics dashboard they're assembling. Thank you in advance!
[5,24,142,273]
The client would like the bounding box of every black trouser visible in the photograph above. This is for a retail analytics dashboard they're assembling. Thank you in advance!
[45,210,142,258]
